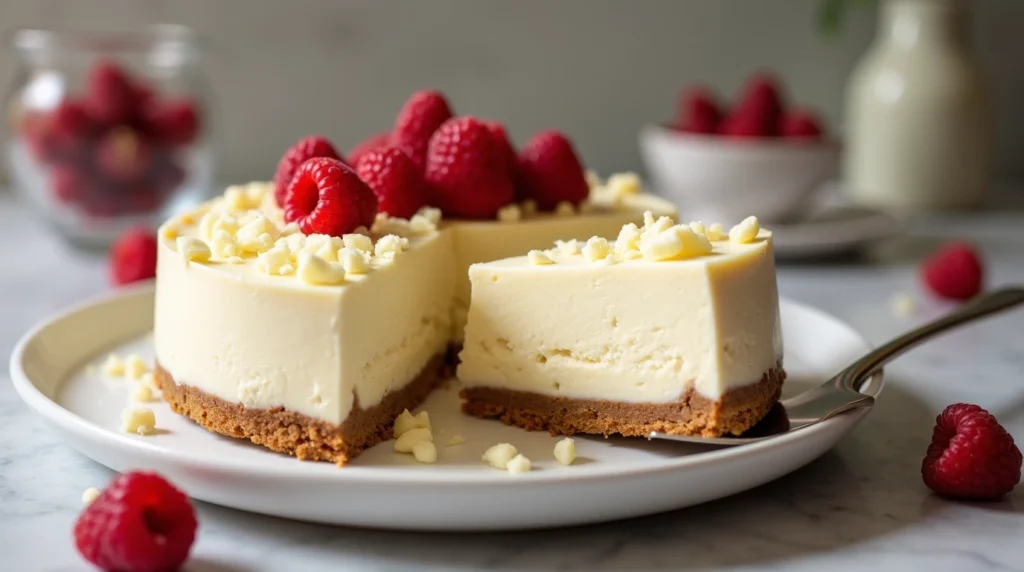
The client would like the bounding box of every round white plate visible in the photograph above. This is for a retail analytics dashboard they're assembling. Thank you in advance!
[10,285,882,531]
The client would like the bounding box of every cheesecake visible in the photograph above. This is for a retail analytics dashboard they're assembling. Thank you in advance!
[153,177,674,464]
[444,180,673,342]
[457,215,785,438]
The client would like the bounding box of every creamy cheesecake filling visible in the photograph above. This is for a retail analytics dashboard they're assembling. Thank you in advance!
[154,177,676,431]
[457,226,782,403]
[154,184,455,425]
[445,191,675,342]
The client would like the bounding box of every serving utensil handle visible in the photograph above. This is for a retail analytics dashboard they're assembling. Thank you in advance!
[785,287,1024,424]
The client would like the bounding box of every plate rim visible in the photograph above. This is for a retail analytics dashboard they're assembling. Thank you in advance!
[771,210,905,257]
[10,284,883,487]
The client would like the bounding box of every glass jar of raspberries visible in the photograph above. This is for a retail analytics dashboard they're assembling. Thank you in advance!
[5,25,214,248]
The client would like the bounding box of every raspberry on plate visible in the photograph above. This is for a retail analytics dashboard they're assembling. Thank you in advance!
[674,87,721,134]
[392,90,454,172]
[273,135,344,207]
[348,131,390,167]
[780,110,824,139]
[515,130,589,210]
[84,60,139,126]
[74,471,198,572]
[355,146,430,219]
[110,228,158,285]
[424,116,515,219]
[921,242,984,301]
[922,403,1022,500]
[283,157,378,237]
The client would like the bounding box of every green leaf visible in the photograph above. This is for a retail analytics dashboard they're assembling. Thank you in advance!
[818,0,877,37]
[818,0,847,37]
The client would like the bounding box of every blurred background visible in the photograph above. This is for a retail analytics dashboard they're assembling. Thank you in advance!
[3,0,1021,183]
[1,0,1022,249]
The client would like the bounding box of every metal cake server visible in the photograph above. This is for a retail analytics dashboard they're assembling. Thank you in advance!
[650,286,1024,446]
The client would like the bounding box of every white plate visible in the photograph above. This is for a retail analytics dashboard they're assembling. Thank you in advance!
[10,285,882,531]
[771,204,905,260]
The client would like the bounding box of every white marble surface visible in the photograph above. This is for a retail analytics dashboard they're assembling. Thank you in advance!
[2,197,1024,572]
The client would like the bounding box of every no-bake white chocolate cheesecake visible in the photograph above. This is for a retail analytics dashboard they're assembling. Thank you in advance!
[153,175,675,464]
[457,215,785,438]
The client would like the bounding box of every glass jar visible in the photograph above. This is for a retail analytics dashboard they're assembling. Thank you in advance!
[5,25,215,248]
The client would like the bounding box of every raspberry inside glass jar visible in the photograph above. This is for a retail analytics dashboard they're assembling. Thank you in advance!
[5,26,214,248]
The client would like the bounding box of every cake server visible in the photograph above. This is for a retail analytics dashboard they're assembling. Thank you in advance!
[650,286,1024,446]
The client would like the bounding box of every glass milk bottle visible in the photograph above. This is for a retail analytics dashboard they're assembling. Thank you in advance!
[844,0,991,210]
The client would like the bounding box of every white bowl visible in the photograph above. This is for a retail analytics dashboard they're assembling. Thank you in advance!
[638,125,840,224]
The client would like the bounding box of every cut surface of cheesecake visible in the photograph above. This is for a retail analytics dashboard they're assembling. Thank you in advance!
[445,191,674,342]
[153,176,675,465]
[457,216,785,438]
[154,186,455,465]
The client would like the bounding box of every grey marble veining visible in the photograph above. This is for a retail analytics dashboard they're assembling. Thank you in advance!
[2,198,1024,571]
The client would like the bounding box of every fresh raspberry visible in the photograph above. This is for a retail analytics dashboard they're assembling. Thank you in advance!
[283,157,378,236]
[145,98,200,147]
[51,98,95,142]
[424,116,515,219]
[922,403,1022,500]
[484,121,517,177]
[736,73,784,128]
[273,136,344,206]
[515,130,589,210]
[124,188,163,214]
[83,197,122,218]
[347,131,390,167]
[51,165,93,204]
[921,242,984,301]
[132,80,156,111]
[110,228,158,285]
[74,471,197,572]
[392,90,454,171]
[96,127,152,183]
[85,60,139,126]
[32,100,94,165]
[780,110,824,139]
[718,109,773,138]
[674,87,721,134]
[355,146,430,219]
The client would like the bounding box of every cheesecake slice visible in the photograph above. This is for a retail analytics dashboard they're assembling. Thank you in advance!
[444,189,675,343]
[152,174,675,465]
[457,215,785,438]
[154,184,455,465]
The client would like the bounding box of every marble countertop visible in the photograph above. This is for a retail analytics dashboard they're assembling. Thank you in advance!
[2,197,1024,572]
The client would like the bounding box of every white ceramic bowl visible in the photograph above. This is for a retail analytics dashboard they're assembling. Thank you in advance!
[638,125,840,224]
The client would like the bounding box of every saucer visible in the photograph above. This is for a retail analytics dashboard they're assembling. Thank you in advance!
[770,202,905,260]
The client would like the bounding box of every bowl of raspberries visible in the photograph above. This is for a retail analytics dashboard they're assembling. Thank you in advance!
[639,72,839,224]
[6,27,212,247]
